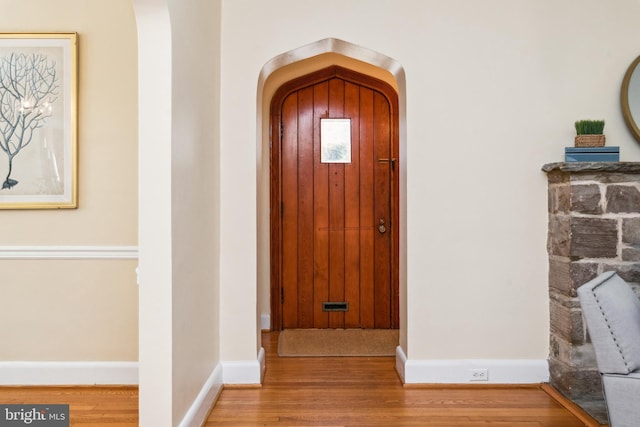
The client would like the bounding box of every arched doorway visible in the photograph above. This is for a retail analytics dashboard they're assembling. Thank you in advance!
[269,66,399,331]
[257,38,408,362]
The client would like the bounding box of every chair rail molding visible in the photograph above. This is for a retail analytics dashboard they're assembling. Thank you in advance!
[0,245,139,260]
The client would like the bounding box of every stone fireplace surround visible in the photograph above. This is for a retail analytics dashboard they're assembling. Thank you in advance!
[543,162,640,424]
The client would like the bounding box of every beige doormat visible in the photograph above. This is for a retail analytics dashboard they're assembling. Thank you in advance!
[277,328,399,357]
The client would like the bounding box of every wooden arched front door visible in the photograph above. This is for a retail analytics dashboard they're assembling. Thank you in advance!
[270,66,399,330]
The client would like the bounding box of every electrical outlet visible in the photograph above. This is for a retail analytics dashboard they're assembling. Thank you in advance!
[470,368,489,381]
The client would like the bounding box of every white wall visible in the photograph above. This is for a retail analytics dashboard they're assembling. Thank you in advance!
[136,0,222,425]
[0,0,138,377]
[219,0,640,372]
[135,0,173,424]
[169,0,222,423]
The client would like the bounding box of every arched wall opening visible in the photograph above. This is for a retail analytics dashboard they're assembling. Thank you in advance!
[256,38,409,353]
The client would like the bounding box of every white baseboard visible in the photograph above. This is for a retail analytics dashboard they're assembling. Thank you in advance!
[396,347,549,384]
[0,361,138,385]
[179,364,223,427]
[221,348,266,385]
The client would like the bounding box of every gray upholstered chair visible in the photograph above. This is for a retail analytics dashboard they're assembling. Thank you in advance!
[577,271,640,427]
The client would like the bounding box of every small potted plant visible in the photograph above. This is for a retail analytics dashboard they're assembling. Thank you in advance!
[574,119,605,147]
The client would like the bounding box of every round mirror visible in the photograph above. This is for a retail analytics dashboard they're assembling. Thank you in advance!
[621,55,640,142]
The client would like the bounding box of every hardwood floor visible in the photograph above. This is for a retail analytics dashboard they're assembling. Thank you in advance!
[0,386,138,426]
[205,332,601,426]
[0,332,604,426]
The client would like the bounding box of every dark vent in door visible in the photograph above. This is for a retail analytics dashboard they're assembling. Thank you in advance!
[322,302,349,312]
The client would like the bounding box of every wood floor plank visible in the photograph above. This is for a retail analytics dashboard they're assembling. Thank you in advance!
[205,332,598,426]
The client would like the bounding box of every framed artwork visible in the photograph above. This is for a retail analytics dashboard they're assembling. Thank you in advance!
[0,33,77,209]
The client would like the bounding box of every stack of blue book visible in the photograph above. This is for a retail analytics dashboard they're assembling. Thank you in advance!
[565,146,619,162]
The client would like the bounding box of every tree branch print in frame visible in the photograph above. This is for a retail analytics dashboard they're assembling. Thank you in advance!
[0,33,77,209]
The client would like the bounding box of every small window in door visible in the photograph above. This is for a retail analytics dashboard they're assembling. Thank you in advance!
[320,118,351,163]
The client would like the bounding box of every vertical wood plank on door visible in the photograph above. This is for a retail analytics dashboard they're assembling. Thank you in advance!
[359,87,375,328]
[328,77,346,328]
[297,86,315,328]
[390,89,400,328]
[313,82,330,328]
[373,91,391,328]
[270,112,282,329]
[282,93,299,328]
[344,82,361,328]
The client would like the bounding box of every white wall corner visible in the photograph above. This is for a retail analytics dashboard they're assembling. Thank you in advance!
[221,348,266,385]
[0,361,138,385]
[400,358,549,385]
[260,314,270,331]
[178,364,224,427]
[258,347,266,382]
[395,346,407,383]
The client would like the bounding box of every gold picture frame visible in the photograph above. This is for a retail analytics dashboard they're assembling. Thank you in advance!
[0,33,77,209]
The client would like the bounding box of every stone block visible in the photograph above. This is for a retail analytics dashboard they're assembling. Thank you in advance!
[570,217,618,259]
[546,170,569,185]
[549,259,598,297]
[549,332,561,360]
[549,357,604,401]
[606,185,640,213]
[569,263,599,295]
[603,264,640,284]
[547,188,554,213]
[622,247,640,262]
[571,342,599,368]
[548,258,570,295]
[549,294,584,343]
[549,184,570,213]
[622,217,640,245]
[550,334,598,369]
[570,184,602,214]
[547,215,570,257]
